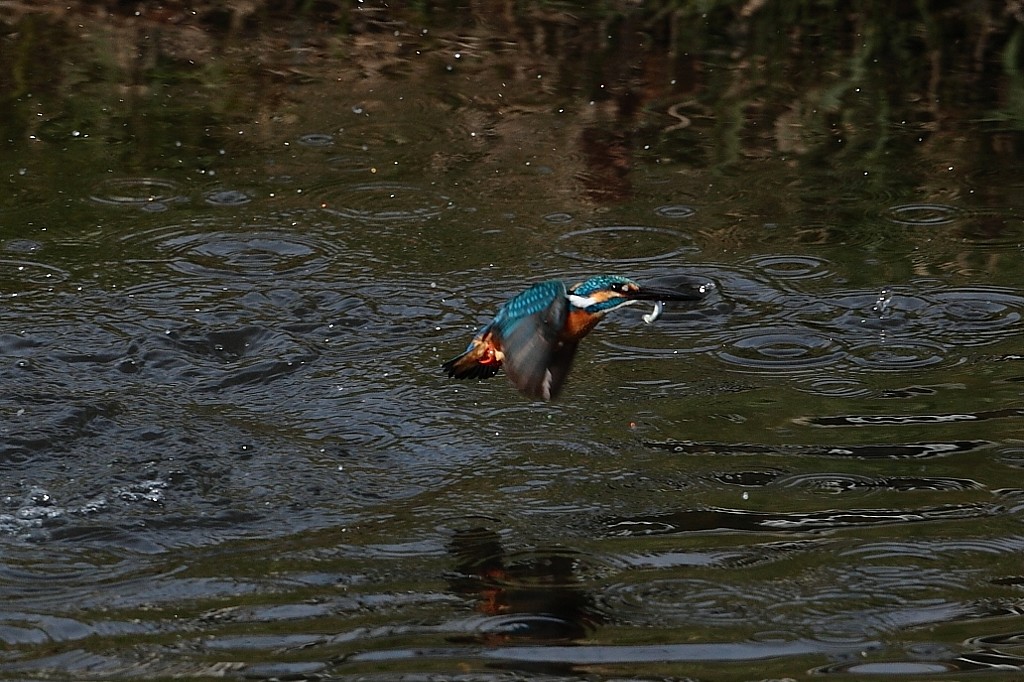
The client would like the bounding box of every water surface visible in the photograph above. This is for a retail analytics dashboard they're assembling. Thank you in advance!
[1,3,1024,679]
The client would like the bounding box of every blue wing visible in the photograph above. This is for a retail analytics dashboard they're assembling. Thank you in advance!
[491,280,576,400]
[491,280,566,331]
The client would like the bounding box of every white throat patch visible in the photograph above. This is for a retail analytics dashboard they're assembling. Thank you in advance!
[568,294,597,309]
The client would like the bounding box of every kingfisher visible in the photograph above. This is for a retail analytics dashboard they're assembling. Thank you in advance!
[442,275,703,401]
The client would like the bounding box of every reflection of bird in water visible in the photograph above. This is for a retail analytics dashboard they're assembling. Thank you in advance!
[442,275,702,400]
[446,527,600,644]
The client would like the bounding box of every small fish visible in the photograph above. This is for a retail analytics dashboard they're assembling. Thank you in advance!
[642,300,664,324]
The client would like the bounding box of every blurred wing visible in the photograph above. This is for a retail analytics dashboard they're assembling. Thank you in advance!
[536,340,579,401]
[441,325,504,380]
[492,281,570,400]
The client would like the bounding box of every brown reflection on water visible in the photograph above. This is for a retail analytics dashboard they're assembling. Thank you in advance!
[447,527,601,644]
[4,2,1023,223]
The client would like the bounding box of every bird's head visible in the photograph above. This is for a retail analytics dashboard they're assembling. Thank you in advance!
[567,275,699,316]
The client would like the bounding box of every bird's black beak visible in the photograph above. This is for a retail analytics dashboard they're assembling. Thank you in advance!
[627,284,706,302]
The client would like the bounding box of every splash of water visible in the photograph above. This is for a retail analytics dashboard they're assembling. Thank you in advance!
[873,287,893,317]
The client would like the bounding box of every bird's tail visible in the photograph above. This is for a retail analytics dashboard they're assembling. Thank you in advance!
[442,338,503,380]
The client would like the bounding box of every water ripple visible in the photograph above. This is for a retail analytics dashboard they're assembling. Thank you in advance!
[797,408,1024,428]
[653,204,697,219]
[123,217,345,281]
[882,202,964,225]
[713,325,846,372]
[331,107,470,168]
[605,503,995,537]
[164,232,326,279]
[642,439,990,460]
[598,561,973,641]
[555,225,699,264]
[743,254,835,281]
[485,545,625,589]
[347,638,871,666]
[0,259,69,295]
[817,655,1022,675]
[316,181,454,222]
[930,287,1024,341]
[788,285,1024,355]
[847,338,953,371]
[542,212,574,224]
[792,376,874,398]
[777,472,983,494]
[790,220,881,248]
[3,239,43,254]
[88,177,189,211]
[951,212,1024,247]
[297,133,335,147]
[603,578,767,627]
[202,189,253,207]
[843,535,1024,562]
[160,324,318,392]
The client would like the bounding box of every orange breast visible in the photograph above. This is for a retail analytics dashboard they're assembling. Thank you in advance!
[562,309,602,341]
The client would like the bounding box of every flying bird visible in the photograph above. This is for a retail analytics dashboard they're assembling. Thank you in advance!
[442,275,703,400]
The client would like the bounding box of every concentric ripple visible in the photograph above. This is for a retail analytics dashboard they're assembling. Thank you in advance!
[775,473,879,494]
[296,133,335,147]
[847,338,954,371]
[555,225,698,264]
[88,177,189,211]
[3,239,43,254]
[929,287,1024,342]
[743,254,835,281]
[714,326,846,371]
[0,259,70,294]
[793,285,1024,350]
[882,203,963,225]
[165,232,328,279]
[316,181,454,222]
[777,473,983,494]
[653,204,697,219]
[793,376,874,398]
[203,189,252,207]
[124,219,344,281]
[542,212,574,224]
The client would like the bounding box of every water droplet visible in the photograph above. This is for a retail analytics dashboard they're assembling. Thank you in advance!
[873,287,893,316]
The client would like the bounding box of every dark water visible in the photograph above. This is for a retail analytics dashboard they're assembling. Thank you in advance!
[2,3,1024,679]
